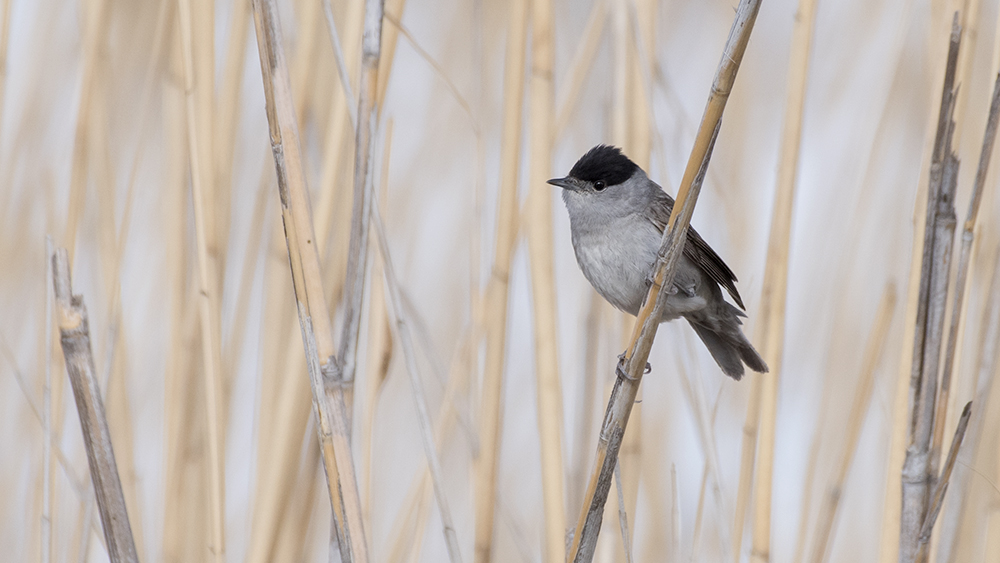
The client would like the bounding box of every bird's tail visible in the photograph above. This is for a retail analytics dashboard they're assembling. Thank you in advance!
[687,305,768,380]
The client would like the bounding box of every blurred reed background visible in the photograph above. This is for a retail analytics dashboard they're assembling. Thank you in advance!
[3,0,1000,561]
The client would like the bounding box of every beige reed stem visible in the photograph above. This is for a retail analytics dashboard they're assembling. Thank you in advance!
[250,0,370,560]
[474,0,529,560]
[749,0,817,561]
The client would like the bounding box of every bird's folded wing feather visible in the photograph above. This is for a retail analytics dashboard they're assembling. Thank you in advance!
[644,189,745,310]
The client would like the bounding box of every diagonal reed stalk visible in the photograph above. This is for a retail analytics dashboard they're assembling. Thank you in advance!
[51,248,138,563]
[250,0,370,560]
[899,16,961,563]
[567,2,762,560]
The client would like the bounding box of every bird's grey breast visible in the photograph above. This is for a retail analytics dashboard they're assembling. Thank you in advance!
[569,212,661,315]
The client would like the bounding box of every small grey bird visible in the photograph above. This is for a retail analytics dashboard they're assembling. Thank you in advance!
[549,145,767,380]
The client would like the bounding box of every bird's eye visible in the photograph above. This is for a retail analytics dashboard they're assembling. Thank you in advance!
[594,180,606,191]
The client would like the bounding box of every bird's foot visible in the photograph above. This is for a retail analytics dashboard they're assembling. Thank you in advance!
[616,352,651,382]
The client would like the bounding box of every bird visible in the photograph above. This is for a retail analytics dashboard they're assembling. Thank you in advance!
[548,144,767,380]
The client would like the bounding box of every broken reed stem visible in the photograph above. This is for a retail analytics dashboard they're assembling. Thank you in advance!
[900,17,961,563]
[526,0,568,559]
[250,0,369,560]
[809,284,896,563]
[372,199,463,563]
[474,0,528,560]
[176,0,226,557]
[916,401,973,561]
[51,248,138,563]
[749,0,817,561]
[335,0,385,410]
[567,3,762,560]
[930,72,1000,474]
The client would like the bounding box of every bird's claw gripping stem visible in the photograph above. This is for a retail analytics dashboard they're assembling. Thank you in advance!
[616,352,651,383]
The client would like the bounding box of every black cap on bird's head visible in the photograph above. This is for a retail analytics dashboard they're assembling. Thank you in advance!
[547,144,640,192]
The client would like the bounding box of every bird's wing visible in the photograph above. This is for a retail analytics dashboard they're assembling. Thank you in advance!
[644,188,745,310]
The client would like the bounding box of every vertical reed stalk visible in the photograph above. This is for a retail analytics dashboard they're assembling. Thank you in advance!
[930,72,1000,479]
[527,0,568,559]
[568,3,762,560]
[0,0,12,153]
[334,0,386,414]
[809,285,896,563]
[474,0,528,559]
[747,2,817,562]
[733,373,762,561]
[553,0,607,138]
[315,0,364,260]
[376,0,409,111]
[361,121,394,533]
[570,293,603,519]
[215,0,251,249]
[42,238,53,563]
[937,13,1000,560]
[879,11,958,562]
[177,0,226,557]
[251,0,370,559]
[692,461,710,561]
[51,249,138,563]
[64,0,107,262]
[161,39,206,559]
[899,18,960,563]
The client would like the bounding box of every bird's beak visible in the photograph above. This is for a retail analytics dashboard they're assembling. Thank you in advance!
[547,177,576,190]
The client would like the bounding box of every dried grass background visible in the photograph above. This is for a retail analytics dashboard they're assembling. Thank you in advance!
[2,0,1000,561]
